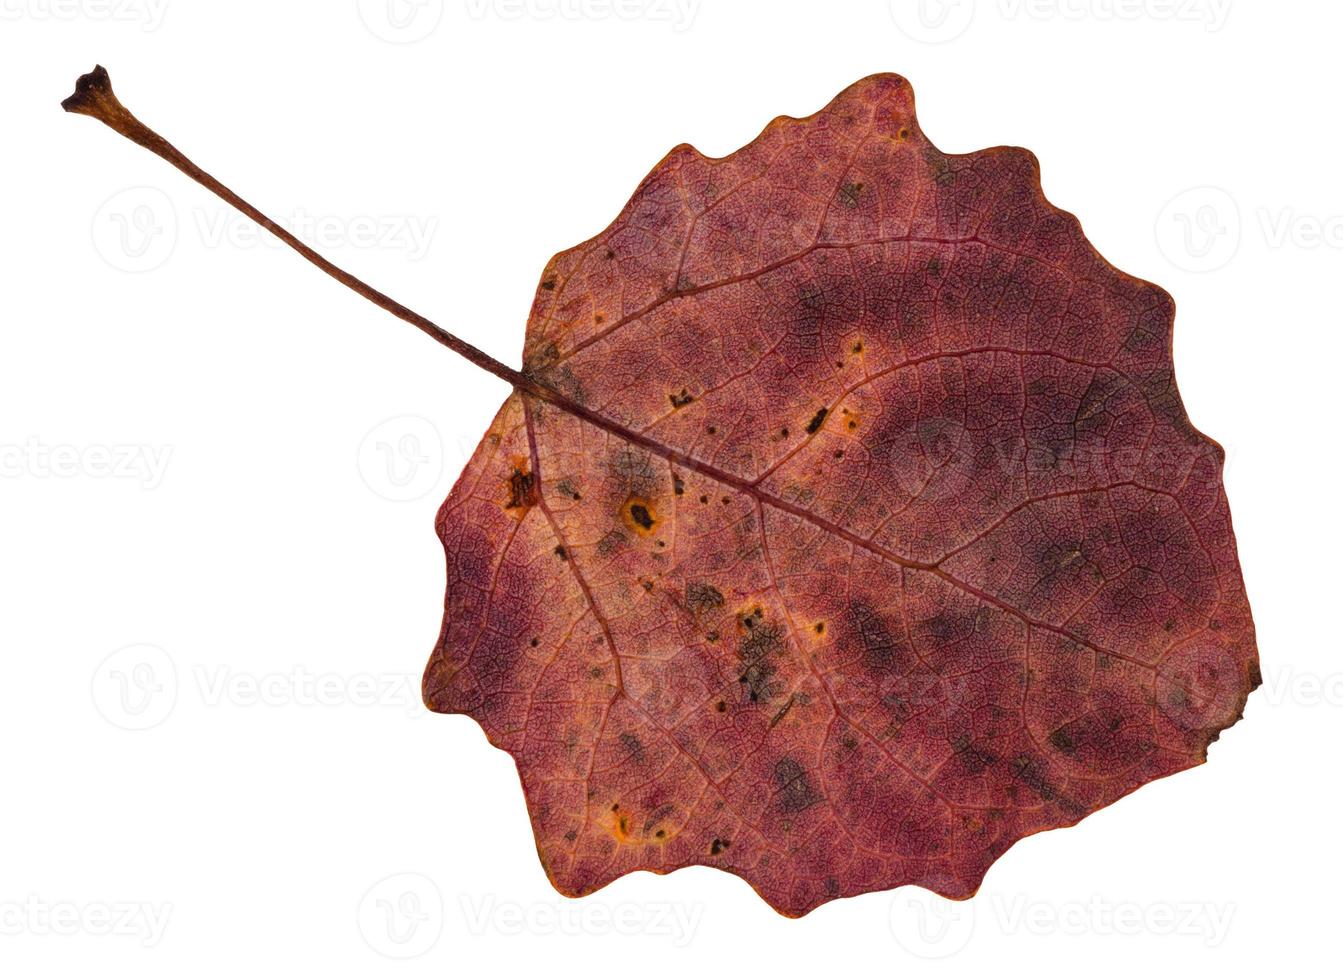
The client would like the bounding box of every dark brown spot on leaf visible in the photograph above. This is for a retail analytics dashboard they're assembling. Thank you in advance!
[505,467,537,511]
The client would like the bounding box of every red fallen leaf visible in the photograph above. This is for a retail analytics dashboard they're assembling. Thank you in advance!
[66,69,1259,917]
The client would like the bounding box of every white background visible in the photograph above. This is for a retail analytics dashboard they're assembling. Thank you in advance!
[1,0,1336,975]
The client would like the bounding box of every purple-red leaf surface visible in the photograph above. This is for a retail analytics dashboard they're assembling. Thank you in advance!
[421,74,1259,916]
